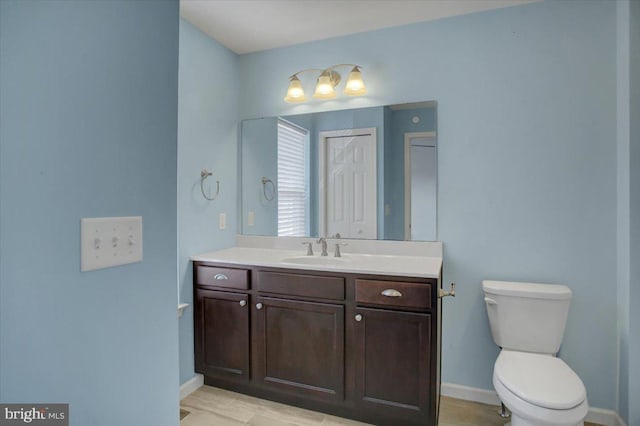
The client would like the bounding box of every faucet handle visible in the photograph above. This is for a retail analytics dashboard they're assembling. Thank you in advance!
[301,242,314,256]
[334,242,347,258]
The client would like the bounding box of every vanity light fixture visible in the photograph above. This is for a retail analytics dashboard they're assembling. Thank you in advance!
[284,64,367,103]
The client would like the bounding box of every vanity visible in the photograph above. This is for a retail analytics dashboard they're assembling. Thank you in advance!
[191,237,444,426]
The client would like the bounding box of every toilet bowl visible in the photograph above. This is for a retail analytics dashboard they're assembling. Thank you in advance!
[493,350,588,426]
[482,280,589,426]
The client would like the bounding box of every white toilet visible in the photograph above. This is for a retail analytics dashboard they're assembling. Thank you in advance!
[482,280,589,426]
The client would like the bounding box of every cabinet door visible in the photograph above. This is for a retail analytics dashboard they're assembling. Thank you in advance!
[355,307,431,420]
[195,289,250,382]
[256,297,344,402]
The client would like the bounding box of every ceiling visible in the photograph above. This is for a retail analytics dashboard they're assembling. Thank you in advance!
[180,0,539,55]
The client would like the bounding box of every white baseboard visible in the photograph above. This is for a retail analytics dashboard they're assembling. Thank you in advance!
[179,374,203,400]
[441,382,501,406]
[613,411,627,426]
[441,382,625,426]
[584,407,627,426]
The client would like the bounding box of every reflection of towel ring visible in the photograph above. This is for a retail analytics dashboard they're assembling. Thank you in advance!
[200,169,220,201]
[261,177,275,201]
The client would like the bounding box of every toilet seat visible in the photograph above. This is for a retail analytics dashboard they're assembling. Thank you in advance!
[494,350,586,410]
[493,372,589,426]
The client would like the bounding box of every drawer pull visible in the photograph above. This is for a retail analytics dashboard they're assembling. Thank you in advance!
[256,303,263,310]
[214,273,228,280]
[355,314,363,322]
[381,289,402,297]
[239,300,247,307]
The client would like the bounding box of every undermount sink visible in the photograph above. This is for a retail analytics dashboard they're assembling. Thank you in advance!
[280,256,350,266]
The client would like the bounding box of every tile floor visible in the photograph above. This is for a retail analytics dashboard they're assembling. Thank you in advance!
[180,385,602,425]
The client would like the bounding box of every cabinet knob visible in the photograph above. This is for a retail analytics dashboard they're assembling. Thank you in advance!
[355,314,363,322]
[239,300,247,307]
[256,303,263,310]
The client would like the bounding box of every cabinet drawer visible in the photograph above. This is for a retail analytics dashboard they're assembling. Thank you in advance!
[356,279,431,310]
[196,265,249,290]
[257,271,345,301]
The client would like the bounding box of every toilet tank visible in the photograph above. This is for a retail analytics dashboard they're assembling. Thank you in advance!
[482,280,572,355]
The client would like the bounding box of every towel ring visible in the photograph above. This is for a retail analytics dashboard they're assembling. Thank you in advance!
[261,177,275,202]
[200,169,220,201]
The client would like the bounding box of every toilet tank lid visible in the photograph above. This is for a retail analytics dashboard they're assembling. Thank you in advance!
[482,280,572,300]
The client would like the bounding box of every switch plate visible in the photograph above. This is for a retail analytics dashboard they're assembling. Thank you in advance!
[248,211,255,227]
[81,216,143,272]
[219,213,226,230]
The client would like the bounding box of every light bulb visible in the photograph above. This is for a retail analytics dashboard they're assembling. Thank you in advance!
[344,66,367,96]
[313,72,336,99]
[284,76,306,103]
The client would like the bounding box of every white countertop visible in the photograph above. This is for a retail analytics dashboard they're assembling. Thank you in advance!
[191,246,442,279]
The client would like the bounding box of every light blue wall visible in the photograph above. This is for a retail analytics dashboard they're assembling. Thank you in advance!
[240,118,278,236]
[178,19,239,385]
[238,0,618,409]
[628,0,640,424]
[0,1,179,425]
[616,0,630,421]
[616,1,638,423]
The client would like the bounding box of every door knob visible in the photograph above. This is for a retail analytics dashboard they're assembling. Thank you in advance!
[256,303,263,310]
[239,300,247,307]
[355,314,362,322]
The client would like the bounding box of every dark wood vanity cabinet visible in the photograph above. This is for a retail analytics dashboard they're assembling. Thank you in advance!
[193,261,441,426]
[256,296,344,402]
[354,308,432,421]
[194,289,250,383]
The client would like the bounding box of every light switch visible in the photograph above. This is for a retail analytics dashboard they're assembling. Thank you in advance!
[219,213,226,230]
[81,216,142,271]
[248,212,255,227]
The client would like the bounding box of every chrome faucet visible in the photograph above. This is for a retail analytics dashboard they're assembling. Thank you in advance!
[331,233,346,257]
[317,237,328,256]
[301,241,314,256]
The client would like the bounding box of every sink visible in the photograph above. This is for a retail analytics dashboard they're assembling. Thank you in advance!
[280,256,351,267]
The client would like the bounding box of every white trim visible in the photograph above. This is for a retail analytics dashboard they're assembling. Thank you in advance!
[318,127,377,239]
[441,382,501,406]
[179,374,204,400]
[615,412,627,426]
[440,382,625,426]
[586,407,627,426]
[403,131,436,240]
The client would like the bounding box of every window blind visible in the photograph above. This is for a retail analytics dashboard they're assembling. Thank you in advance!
[277,120,308,236]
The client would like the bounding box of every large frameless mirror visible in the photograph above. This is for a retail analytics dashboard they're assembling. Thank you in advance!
[240,101,437,241]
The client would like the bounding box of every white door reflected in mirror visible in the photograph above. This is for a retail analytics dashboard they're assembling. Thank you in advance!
[320,129,377,240]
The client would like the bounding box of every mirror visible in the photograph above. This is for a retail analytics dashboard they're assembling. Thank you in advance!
[240,101,437,241]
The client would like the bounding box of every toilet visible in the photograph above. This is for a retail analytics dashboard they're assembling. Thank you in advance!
[482,280,589,426]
